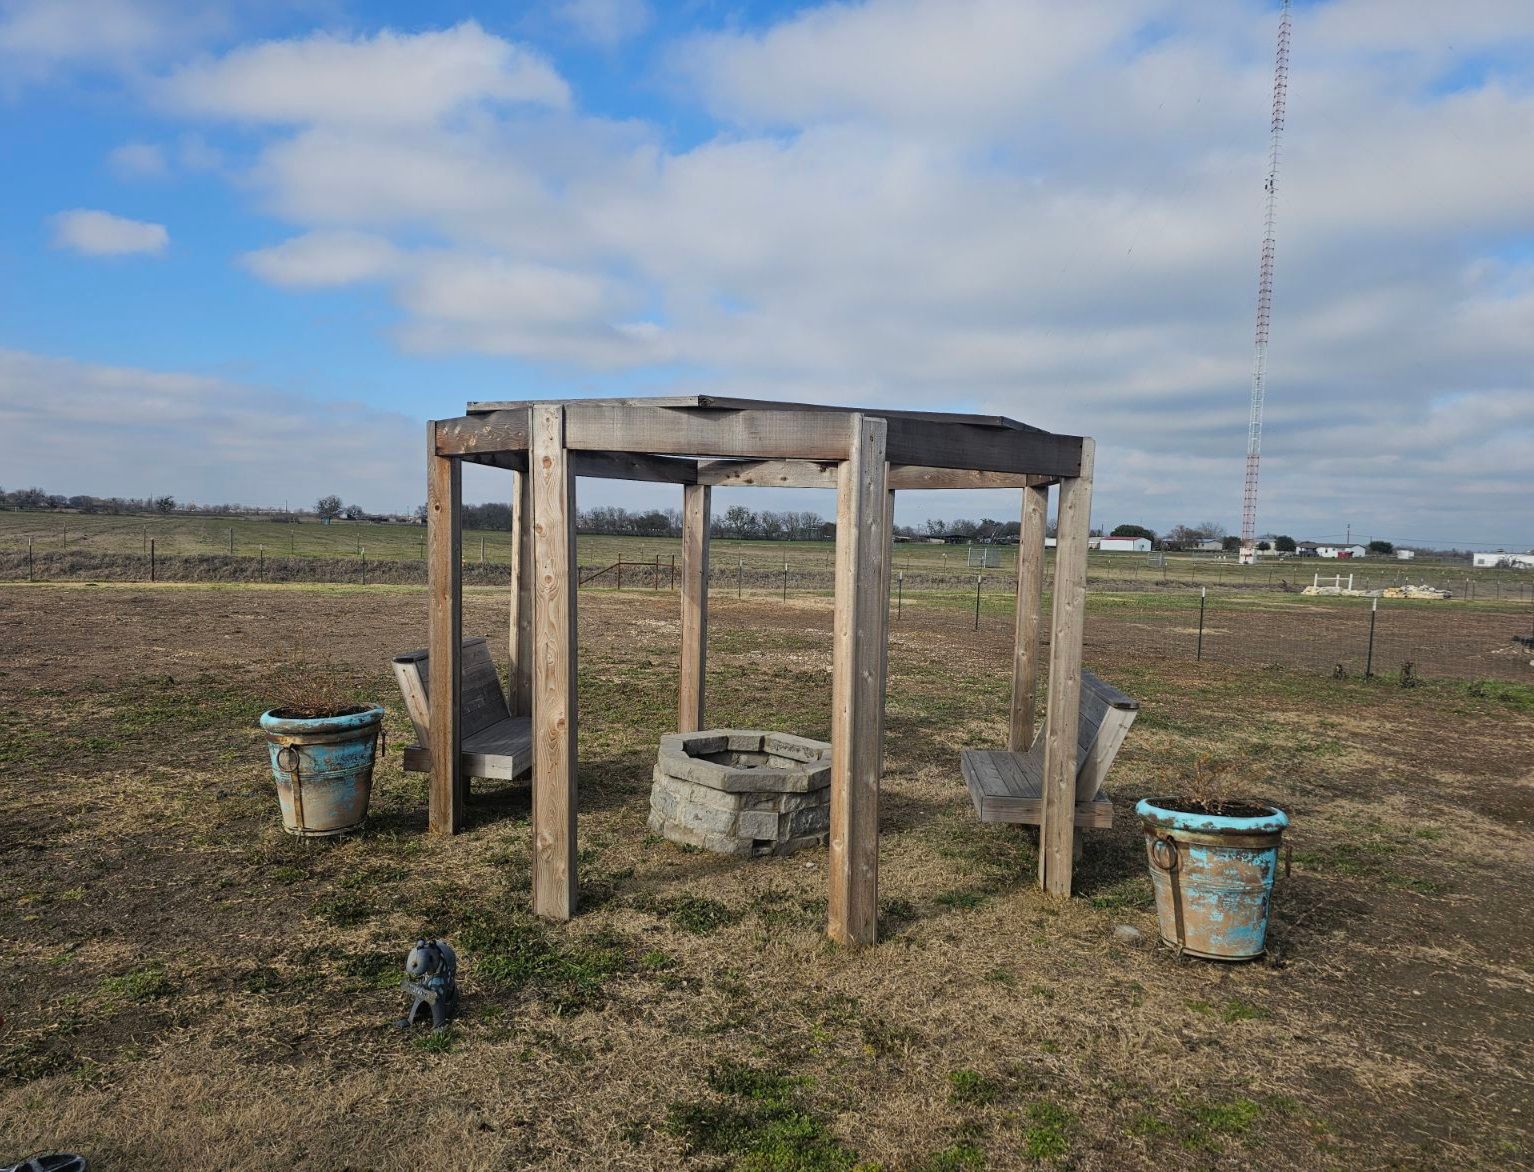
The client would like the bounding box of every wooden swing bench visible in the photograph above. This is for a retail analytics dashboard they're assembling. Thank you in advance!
[392,636,532,781]
[961,669,1138,828]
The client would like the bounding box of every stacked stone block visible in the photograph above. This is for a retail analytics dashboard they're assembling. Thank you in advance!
[648,729,832,857]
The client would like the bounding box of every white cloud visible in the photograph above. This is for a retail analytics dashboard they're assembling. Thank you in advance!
[0,348,421,511]
[674,0,1153,133]
[50,208,168,255]
[19,1,1533,539]
[555,0,653,50]
[159,21,570,128]
[242,230,401,288]
[0,0,233,87]
[107,140,167,178]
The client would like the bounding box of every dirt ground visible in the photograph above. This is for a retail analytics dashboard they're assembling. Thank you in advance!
[2,582,1532,1170]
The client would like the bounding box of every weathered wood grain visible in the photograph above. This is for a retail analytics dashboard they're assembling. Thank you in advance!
[426,424,463,835]
[1010,483,1050,752]
[530,405,578,921]
[1039,438,1094,895]
[828,414,890,947]
[440,400,1082,476]
[678,483,711,732]
[508,470,532,717]
[466,394,1046,433]
[696,460,1056,490]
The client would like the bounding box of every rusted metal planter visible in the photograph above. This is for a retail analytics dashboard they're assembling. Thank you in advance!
[1136,797,1288,961]
[259,706,385,836]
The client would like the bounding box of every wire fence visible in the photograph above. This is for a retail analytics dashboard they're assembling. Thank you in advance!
[5,549,1532,685]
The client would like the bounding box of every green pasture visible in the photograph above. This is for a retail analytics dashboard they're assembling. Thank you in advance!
[0,509,1529,598]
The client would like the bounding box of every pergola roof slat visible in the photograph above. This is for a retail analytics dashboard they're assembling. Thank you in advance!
[438,400,1083,478]
[465,393,1046,434]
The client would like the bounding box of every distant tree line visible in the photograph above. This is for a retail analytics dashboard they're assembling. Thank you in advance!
[0,486,1439,558]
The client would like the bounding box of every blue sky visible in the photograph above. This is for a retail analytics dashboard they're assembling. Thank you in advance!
[1,0,1531,547]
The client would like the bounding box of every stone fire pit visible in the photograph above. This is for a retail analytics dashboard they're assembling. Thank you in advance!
[649,730,832,857]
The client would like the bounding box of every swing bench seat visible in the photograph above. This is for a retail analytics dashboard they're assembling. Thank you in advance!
[961,669,1137,828]
[392,636,532,781]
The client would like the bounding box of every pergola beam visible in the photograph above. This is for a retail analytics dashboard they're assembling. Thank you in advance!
[462,448,697,485]
[439,405,1083,478]
[696,459,1056,490]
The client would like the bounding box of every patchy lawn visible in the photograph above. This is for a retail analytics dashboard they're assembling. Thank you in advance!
[2,583,1532,1170]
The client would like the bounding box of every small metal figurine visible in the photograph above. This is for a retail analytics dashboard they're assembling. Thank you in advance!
[396,938,458,1032]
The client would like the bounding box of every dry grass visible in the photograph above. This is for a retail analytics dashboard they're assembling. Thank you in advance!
[2,584,1532,1170]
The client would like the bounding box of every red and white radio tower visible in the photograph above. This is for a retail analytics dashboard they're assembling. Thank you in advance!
[1240,0,1291,565]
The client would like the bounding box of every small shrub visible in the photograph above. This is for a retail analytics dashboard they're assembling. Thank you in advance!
[666,896,738,935]
[1183,1097,1261,1150]
[915,1141,986,1171]
[948,1069,1002,1107]
[339,950,399,989]
[662,1060,857,1171]
[458,910,626,1013]
[241,965,284,994]
[1023,1100,1071,1160]
[934,889,988,911]
[412,1027,457,1054]
[98,966,175,1002]
[312,893,373,927]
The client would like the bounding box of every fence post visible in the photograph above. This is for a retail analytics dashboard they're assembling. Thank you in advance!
[973,574,982,630]
[782,560,789,602]
[655,554,660,591]
[617,561,623,591]
[229,527,235,555]
[738,559,743,598]
[1365,597,1378,679]
[897,570,903,621]
[27,535,33,582]
[150,539,156,582]
[1196,586,1207,661]
[481,536,485,564]
[670,554,676,591]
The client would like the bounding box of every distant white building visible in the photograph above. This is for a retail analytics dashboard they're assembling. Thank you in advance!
[1099,537,1153,553]
[1472,551,1534,569]
[1395,549,1415,560]
[1316,544,1367,560]
[1193,539,1225,552]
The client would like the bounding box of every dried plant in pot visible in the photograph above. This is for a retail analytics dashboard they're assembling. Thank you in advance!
[1135,756,1289,961]
[258,665,384,837]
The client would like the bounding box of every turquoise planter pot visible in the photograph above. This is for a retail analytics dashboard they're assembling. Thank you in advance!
[1136,797,1288,961]
[260,706,384,836]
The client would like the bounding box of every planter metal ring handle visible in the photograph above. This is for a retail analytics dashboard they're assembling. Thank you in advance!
[275,745,300,774]
[1149,835,1179,873]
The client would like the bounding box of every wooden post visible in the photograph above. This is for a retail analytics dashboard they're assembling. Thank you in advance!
[1039,438,1094,896]
[679,483,711,732]
[426,422,464,835]
[531,405,578,920]
[507,469,533,717]
[1010,484,1049,752]
[828,414,890,946]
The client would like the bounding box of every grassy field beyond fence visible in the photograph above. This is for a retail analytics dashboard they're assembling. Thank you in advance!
[4,511,1532,600]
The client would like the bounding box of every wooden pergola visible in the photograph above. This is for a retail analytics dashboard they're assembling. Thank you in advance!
[424,396,1094,946]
